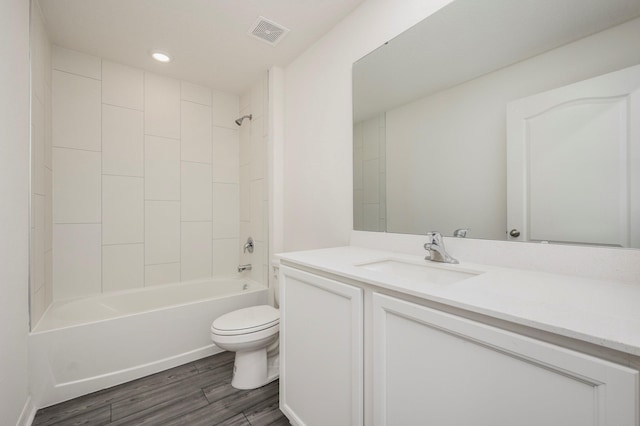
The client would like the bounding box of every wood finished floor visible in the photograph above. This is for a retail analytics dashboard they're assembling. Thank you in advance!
[32,351,289,426]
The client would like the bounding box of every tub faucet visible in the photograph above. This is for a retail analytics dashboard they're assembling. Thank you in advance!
[424,232,459,264]
[238,264,252,273]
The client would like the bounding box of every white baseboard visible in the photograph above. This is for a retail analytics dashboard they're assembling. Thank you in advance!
[16,396,36,426]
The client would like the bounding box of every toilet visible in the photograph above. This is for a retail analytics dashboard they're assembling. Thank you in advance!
[210,283,280,390]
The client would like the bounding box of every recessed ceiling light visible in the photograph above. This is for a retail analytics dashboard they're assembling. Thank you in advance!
[150,50,172,63]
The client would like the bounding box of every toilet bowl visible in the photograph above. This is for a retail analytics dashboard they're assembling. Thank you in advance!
[210,304,280,389]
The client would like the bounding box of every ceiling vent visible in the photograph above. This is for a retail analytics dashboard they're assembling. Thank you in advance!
[248,16,290,46]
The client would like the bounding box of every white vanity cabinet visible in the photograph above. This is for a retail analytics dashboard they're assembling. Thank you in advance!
[279,266,364,426]
[372,293,639,426]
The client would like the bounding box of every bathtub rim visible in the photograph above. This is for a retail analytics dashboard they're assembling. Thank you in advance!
[31,275,267,334]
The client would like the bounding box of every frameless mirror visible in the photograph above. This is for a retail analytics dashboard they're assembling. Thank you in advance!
[352,0,640,248]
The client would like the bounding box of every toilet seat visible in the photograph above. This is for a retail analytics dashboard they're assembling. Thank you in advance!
[211,305,279,336]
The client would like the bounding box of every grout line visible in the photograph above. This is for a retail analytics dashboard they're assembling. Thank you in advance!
[102,242,144,247]
[181,159,213,166]
[52,68,101,82]
[101,173,144,179]
[142,72,146,288]
[102,101,143,113]
[145,261,181,267]
[51,145,100,154]
[99,62,103,294]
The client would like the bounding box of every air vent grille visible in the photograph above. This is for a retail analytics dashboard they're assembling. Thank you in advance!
[248,16,290,46]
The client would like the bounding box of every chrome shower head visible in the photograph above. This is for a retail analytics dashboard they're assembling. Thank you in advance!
[235,114,253,126]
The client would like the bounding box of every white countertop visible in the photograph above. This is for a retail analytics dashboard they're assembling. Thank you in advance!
[277,246,640,357]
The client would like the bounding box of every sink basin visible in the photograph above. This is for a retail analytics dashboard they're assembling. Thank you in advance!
[356,259,481,284]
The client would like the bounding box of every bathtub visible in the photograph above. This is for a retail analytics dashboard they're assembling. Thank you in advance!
[29,277,268,408]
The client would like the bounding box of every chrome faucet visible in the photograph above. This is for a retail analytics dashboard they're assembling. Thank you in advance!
[424,232,459,264]
[238,264,252,273]
[453,228,469,238]
[243,237,254,253]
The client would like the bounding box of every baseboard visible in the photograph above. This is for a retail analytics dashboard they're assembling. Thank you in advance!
[16,396,36,426]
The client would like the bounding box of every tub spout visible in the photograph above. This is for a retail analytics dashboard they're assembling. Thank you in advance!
[238,264,252,273]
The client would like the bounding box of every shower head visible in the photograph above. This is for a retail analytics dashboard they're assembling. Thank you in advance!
[235,114,253,126]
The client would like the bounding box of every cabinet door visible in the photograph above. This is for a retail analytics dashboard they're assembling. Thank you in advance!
[373,293,638,426]
[280,266,364,426]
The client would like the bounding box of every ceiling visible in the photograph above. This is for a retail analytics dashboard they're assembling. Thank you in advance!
[38,0,366,94]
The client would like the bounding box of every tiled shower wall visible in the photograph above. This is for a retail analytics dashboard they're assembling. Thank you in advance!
[50,46,267,302]
[239,77,270,285]
[30,3,53,324]
[353,113,386,232]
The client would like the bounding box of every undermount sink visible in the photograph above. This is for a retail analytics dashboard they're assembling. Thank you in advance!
[356,259,482,284]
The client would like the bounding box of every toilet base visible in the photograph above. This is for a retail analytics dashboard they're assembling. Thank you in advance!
[231,348,280,390]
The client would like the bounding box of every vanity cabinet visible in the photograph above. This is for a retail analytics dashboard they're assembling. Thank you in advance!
[279,266,364,426]
[279,263,639,426]
[372,293,638,426]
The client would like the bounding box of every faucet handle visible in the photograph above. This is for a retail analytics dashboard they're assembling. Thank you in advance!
[426,231,443,244]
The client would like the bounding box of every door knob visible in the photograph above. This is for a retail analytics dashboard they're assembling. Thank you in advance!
[509,229,521,238]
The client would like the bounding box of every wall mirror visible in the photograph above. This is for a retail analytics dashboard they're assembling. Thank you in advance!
[352,0,640,248]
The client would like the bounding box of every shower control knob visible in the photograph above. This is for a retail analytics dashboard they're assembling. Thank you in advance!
[509,229,521,238]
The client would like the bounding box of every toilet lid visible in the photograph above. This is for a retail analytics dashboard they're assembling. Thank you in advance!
[211,305,279,336]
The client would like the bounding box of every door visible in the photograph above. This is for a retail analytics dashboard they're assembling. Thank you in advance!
[507,64,640,247]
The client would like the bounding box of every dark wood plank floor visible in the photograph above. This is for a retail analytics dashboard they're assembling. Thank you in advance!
[32,351,290,426]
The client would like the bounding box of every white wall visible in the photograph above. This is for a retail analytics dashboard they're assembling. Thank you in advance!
[385,17,640,240]
[282,0,640,279]
[30,3,53,326]
[0,0,31,423]
[51,46,246,301]
[283,0,454,251]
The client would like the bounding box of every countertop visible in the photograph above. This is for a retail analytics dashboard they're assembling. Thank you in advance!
[277,246,640,357]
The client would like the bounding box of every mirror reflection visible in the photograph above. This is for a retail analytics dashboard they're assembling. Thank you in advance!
[352,0,640,248]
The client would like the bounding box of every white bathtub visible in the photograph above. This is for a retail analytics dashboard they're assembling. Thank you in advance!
[29,278,268,408]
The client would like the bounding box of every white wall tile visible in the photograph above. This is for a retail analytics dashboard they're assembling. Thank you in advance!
[33,195,45,290]
[239,115,251,166]
[102,176,144,245]
[212,126,239,183]
[213,183,239,239]
[53,148,101,223]
[102,61,143,110]
[145,201,180,265]
[181,162,212,221]
[250,117,265,180]
[144,73,180,139]
[102,105,144,176]
[212,239,239,277]
[45,167,52,251]
[145,135,180,200]
[181,101,212,163]
[363,159,380,204]
[44,86,52,169]
[53,46,101,80]
[239,165,250,222]
[32,94,45,195]
[52,70,101,151]
[45,250,53,306]
[53,224,101,299]
[181,81,211,106]
[145,263,181,286]
[250,179,264,242]
[181,222,212,281]
[102,244,144,292]
[211,90,239,129]
[250,241,265,283]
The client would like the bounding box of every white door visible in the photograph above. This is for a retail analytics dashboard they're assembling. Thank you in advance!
[372,293,638,426]
[279,266,364,426]
[507,64,640,247]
